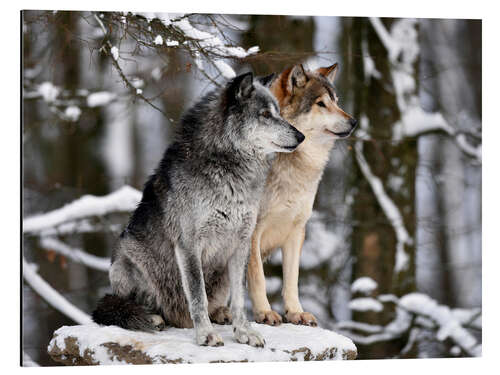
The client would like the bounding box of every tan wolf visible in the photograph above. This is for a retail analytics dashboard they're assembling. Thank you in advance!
[248,63,357,326]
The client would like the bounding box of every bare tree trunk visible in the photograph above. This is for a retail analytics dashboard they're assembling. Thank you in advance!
[417,19,482,308]
[343,17,418,359]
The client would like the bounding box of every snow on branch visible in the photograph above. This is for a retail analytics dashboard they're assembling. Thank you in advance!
[168,16,258,79]
[354,141,412,274]
[368,17,481,164]
[109,12,259,83]
[39,237,110,272]
[336,290,481,357]
[23,257,92,325]
[351,276,378,295]
[399,293,481,356]
[23,185,141,236]
[23,81,118,123]
[348,297,383,313]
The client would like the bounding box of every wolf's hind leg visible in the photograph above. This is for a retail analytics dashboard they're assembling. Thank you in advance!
[147,314,166,331]
[209,306,232,325]
[208,277,232,324]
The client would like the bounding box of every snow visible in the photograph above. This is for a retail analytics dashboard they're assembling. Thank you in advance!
[300,211,340,268]
[23,185,141,235]
[351,277,377,295]
[64,106,81,122]
[393,106,453,140]
[348,297,383,313]
[336,321,384,334]
[39,237,110,272]
[154,35,163,45]
[450,346,461,356]
[129,13,259,80]
[23,257,92,325]
[171,17,257,59]
[213,60,236,79]
[48,323,357,364]
[362,38,381,81]
[265,276,281,294]
[354,141,412,273]
[151,67,162,81]
[38,82,59,102]
[165,16,258,79]
[136,88,143,95]
[369,17,481,163]
[247,46,260,54]
[378,294,399,304]
[87,91,116,107]
[166,40,179,47]
[110,46,119,61]
[399,293,481,356]
[193,52,204,71]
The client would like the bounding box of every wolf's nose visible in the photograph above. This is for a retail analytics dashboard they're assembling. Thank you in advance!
[295,130,305,144]
[350,118,358,129]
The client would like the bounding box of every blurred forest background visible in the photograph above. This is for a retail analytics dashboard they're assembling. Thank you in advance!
[22,10,482,365]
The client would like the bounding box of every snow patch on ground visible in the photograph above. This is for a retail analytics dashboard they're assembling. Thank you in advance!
[48,323,357,364]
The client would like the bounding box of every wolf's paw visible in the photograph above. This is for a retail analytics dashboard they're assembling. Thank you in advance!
[148,314,166,331]
[233,325,265,347]
[284,311,318,326]
[210,306,232,325]
[196,327,224,347]
[254,310,282,326]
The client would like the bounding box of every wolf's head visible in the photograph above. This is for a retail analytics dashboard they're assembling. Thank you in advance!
[268,63,357,145]
[224,72,305,154]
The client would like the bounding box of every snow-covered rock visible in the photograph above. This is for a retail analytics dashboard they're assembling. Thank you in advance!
[48,323,357,365]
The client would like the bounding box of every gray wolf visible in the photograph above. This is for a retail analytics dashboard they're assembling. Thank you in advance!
[247,63,357,327]
[92,72,305,347]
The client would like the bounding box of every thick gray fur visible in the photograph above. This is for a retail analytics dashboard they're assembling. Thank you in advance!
[92,72,304,347]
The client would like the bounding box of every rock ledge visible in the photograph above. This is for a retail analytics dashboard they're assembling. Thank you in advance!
[48,323,357,365]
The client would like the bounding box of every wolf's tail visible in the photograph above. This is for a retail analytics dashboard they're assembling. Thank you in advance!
[92,294,160,332]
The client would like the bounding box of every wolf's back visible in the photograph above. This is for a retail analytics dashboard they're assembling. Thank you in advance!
[92,294,158,332]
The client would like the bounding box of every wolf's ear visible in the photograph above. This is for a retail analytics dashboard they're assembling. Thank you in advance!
[257,73,277,88]
[316,63,338,83]
[287,64,308,94]
[233,72,254,99]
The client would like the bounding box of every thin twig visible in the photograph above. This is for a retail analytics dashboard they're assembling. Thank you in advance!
[92,12,169,118]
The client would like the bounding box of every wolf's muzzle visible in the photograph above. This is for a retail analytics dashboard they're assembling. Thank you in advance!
[333,118,357,138]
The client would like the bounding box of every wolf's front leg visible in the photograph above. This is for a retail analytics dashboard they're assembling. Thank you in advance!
[174,245,223,346]
[229,245,266,347]
[282,227,317,326]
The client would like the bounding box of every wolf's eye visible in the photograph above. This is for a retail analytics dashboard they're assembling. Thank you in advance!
[261,110,272,119]
[317,101,326,108]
